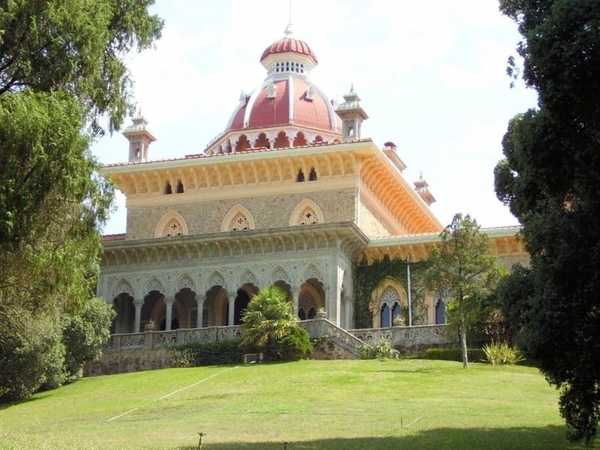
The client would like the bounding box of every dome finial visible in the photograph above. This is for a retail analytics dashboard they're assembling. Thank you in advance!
[284,0,293,37]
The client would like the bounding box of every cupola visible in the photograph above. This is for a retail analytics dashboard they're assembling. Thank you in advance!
[335,85,369,141]
[204,23,342,155]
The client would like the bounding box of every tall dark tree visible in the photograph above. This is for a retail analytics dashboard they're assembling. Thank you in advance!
[495,0,600,444]
[0,1,162,401]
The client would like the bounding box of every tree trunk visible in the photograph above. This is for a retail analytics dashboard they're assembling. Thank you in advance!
[460,320,469,369]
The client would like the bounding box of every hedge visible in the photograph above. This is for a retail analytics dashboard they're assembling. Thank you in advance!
[423,347,486,363]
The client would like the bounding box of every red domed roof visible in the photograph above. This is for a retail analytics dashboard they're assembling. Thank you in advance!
[260,37,318,64]
[228,78,339,132]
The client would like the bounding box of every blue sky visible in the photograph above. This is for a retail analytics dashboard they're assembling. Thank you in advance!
[92,0,538,235]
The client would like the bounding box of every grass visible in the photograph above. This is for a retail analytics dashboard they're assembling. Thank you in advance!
[0,359,591,449]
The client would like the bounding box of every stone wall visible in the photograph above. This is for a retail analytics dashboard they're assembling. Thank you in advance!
[127,189,357,239]
[85,322,452,376]
[84,348,174,376]
[357,196,396,238]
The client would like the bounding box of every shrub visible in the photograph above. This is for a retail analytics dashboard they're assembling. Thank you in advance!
[0,317,65,403]
[423,347,486,363]
[173,339,245,367]
[360,339,397,359]
[274,326,312,361]
[241,286,306,362]
[482,340,525,365]
[311,337,335,351]
[170,348,196,368]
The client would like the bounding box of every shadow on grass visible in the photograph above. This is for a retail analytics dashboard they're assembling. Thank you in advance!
[176,425,593,450]
[0,391,54,411]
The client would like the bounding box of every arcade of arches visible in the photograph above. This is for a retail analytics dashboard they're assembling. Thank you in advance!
[111,278,329,334]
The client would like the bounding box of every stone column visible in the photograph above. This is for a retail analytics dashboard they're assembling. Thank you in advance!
[266,132,277,149]
[228,293,236,326]
[134,299,143,333]
[291,288,300,316]
[165,297,174,331]
[343,297,353,330]
[196,294,205,328]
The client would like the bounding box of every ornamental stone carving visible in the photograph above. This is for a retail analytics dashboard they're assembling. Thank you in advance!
[208,272,225,288]
[146,277,164,294]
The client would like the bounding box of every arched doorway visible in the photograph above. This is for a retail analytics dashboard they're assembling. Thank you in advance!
[112,293,135,333]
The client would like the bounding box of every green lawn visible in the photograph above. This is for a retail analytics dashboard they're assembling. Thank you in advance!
[0,359,590,449]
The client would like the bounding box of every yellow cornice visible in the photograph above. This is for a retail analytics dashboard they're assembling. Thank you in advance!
[359,151,443,235]
[359,226,526,264]
[102,140,443,235]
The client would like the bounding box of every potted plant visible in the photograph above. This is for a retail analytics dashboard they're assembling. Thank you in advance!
[316,307,327,319]
[144,319,156,331]
[393,314,405,327]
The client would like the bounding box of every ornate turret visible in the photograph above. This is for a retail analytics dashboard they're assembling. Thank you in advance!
[123,113,156,163]
[335,86,369,141]
[414,173,436,206]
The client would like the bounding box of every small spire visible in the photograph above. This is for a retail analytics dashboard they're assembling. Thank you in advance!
[414,173,436,206]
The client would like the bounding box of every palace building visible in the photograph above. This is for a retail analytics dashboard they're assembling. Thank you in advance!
[98,24,526,336]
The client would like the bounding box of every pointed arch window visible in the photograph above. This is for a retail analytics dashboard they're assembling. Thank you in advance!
[379,287,401,328]
[222,205,255,232]
[435,299,446,324]
[155,211,189,238]
[290,199,324,226]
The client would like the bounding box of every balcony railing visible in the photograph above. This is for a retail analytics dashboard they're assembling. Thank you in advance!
[103,321,450,353]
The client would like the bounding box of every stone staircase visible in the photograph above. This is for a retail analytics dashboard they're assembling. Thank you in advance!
[300,319,366,358]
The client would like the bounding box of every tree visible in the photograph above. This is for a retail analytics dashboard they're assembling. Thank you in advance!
[0,0,163,134]
[425,213,500,369]
[0,1,162,402]
[495,0,600,444]
[241,286,311,362]
[62,297,116,384]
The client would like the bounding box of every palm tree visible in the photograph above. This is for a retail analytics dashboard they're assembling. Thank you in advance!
[241,286,299,361]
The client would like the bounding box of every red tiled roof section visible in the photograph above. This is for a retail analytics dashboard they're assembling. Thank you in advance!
[227,79,339,132]
[260,38,318,64]
[292,79,338,130]
[248,80,290,128]
[230,102,246,129]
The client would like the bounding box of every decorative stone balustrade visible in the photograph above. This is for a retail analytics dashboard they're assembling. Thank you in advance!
[350,324,450,347]
[104,325,244,352]
[103,321,450,354]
